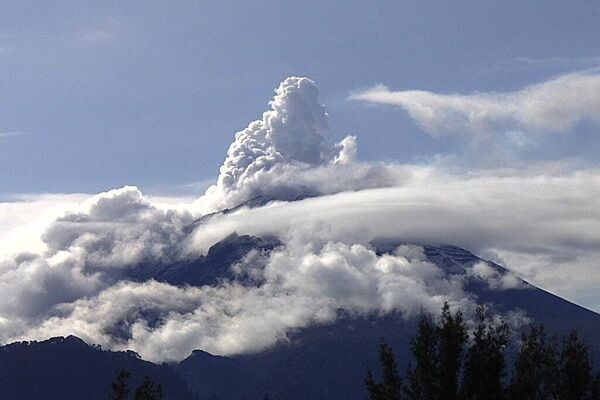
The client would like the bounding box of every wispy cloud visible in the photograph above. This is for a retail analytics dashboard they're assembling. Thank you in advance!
[350,72,600,137]
[0,131,26,139]
[81,29,116,43]
[512,56,600,69]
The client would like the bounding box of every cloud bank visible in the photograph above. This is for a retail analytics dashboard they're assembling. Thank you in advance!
[11,241,480,362]
[351,72,600,137]
[0,76,599,362]
[187,167,600,303]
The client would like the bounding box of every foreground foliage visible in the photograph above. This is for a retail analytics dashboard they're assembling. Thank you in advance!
[108,370,163,400]
[366,303,600,400]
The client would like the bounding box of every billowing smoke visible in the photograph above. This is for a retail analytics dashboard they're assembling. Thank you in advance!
[0,76,598,363]
[196,77,385,213]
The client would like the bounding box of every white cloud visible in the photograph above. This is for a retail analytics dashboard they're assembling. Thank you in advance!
[41,186,193,269]
[0,193,89,257]
[0,76,598,363]
[2,173,549,362]
[351,72,600,137]
[0,186,193,325]
[187,166,600,311]
[466,261,526,291]
[82,30,115,43]
[512,56,600,69]
[12,239,476,362]
[0,131,26,139]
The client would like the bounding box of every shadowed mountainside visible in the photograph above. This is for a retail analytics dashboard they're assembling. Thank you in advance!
[0,336,197,400]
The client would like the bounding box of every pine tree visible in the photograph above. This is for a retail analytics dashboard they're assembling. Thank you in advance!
[404,313,439,400]
[109,369,131,400]
[365,340,402,400]
[134,376,163,400]
[461,305,509,400]
[509,324,558,399]
[558,330,594,400]
[366,369,386,400]
[590,373,600,400]
[437,302,467,400]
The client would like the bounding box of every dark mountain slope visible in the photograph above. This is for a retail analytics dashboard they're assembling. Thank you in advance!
[128,232,280,286]
[0,336,197,400]
[172,239,600,400]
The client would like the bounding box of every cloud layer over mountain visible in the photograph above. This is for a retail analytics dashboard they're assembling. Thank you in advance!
[0,76,599,362]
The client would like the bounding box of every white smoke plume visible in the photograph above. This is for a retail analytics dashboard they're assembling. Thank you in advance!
[195,77,376,213]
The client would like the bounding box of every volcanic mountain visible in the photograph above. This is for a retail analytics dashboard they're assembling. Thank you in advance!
[1,229,598,400]
[2,77,599,400]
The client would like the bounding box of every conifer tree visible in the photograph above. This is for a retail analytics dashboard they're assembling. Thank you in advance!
[134,376,163,400]
[590,373,600,399]
[461,305,509,400]
[109,369,131,400]
[365,340,402,400]
[365,369,386,400]
[509,324,558,399]
[437,302,467,400]
[558,330,594,400]
[403,313,439,400]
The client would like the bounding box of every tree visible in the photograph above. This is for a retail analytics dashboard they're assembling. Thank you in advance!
[366,303,600,400]
[437,303,467,400]
[403,313,439,400]
[509,325,558,399]
[109,369,131,400]
[402,303,466,400]
[134,376,163,400]
[461,305,509,400]
[437,302,467,400]
[558,330,595,400]
[365,340,402,400]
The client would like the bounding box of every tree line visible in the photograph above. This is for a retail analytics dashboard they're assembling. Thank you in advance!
[366,303,600,400]
[108,370,163,400]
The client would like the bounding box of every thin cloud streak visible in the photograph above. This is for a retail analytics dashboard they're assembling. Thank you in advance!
[512,56,600,68]
[0,131,26,139]
[350,72,600,137]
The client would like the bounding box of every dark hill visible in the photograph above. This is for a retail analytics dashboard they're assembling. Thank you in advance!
[0,336,196,400]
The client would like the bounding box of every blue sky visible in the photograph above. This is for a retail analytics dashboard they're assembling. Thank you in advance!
[1,1,600,197]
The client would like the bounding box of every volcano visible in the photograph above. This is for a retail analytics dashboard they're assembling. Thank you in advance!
[1,229,598,400]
